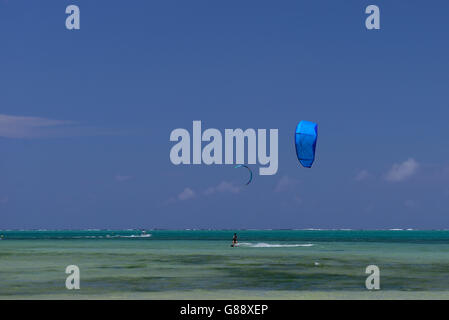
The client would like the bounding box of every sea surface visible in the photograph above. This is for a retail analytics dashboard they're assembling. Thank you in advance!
[1,230,449,299]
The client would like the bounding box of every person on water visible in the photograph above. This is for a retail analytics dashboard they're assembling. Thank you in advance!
[231,233,238,247]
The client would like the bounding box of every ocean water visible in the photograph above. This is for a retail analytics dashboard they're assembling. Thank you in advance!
[1,230,449,299]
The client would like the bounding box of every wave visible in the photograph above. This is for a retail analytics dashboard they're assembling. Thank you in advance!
[301,228,356,231]
[238,242,314,248]
[118,234,152,238]
[67,234,153,239]
[103,234,152,238]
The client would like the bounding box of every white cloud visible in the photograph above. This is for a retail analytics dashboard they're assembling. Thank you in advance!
[203,181,241,195]
[178,188,196,201]
[384,158,419,182]
[355,170,371,181]
[115,175,133,182]
[0,114,72,138]
[275,175,299,192]
[293,195,302,205]
[0,114,116,139]
[171,181,241,203]
[404,199,416,208]
[275,176,303,207]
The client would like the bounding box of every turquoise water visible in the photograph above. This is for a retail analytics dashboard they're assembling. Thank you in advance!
[1,230,449,299]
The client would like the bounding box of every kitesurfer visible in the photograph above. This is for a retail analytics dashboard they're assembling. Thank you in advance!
[231,233,238,247]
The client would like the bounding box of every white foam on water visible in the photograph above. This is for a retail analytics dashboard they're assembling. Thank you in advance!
[238,242,314,248]
[119,234,152,238]
[72,234,152,239]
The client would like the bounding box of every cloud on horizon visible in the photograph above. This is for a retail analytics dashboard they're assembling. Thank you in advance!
[274,175,299,193]
[275,175,303,207]
[404,199,417,208]
[177,188,196,201]
[203,181,241,195]
[115,175,133,182]
[0,114,72,138]
[384,158,419,182]
[354,170,372,181]
[0,114,117,139]
[172,181,242,202]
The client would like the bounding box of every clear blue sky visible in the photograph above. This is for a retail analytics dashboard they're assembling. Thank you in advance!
[1,0,448,229]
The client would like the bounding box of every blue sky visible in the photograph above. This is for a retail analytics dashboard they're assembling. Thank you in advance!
[1,0,448,229]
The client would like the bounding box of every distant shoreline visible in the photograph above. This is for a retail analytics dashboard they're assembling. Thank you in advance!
[1,228,442,232]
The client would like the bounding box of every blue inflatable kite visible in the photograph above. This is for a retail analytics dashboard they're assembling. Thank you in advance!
[295,121,318,168]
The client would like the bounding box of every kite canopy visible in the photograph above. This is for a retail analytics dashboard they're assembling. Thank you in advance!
[295,121,318,168]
